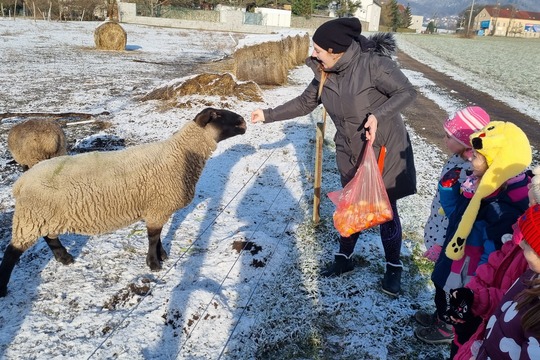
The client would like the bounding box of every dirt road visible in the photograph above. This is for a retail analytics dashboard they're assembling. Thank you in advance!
[397,50,539,159]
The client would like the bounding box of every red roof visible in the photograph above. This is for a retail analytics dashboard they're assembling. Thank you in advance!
[484,5,540,21]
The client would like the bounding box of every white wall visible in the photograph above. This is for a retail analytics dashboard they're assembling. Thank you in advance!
[353,0,380,32]
[255,7,291,28]
[118,3,296,34]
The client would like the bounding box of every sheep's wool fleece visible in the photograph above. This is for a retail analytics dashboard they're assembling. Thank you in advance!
[11,121,216,250]
[445,121,532,260]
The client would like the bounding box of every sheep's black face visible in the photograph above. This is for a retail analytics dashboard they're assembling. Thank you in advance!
[194,108,247,142]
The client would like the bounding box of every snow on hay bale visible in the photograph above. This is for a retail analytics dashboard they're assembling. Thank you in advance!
[141,73,264,103]
[234,32,310,86]
[94,21,127,51]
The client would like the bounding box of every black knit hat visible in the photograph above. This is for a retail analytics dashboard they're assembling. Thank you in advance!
[312,17,362,53]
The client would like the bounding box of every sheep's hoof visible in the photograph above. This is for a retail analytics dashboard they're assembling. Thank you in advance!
[56,253,75,265]
[158,249,169,261]
[146,257,162,271]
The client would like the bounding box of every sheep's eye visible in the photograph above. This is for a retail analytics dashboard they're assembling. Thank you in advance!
[487,126,495,131]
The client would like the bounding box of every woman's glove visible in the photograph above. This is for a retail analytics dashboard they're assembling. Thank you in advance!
[446,288,474,324]
[423,244,442,262]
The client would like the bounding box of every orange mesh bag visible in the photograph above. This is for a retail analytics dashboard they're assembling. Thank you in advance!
[328,144,393,237]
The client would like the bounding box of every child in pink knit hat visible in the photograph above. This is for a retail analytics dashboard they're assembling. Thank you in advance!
[443,106,492,150]
[417,120,531,349]
[415,106,490,345]
[423,106,491,261]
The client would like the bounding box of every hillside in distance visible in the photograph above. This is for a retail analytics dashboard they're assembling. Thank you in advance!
[405,0,539,17]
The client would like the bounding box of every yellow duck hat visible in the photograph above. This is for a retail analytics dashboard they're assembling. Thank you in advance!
[445,121,532,260]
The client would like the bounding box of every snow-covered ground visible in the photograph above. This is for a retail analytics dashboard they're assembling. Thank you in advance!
[0,19,538,359]
[395,33,540,121]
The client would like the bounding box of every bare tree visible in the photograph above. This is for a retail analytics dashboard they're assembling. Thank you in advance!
[505,6,517,37]
[25,0,101,20]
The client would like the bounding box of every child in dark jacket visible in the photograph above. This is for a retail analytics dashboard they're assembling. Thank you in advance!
[415,121,532,347]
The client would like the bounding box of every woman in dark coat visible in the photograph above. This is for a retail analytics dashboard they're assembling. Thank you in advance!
[251,17,417,296]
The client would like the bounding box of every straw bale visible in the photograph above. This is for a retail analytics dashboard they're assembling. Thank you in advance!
[141,73,263,103]
[94,21,127,51]
[295,34,310,64]
[234,42,287,86]
[233,33,309,86]
[283,36,296,69]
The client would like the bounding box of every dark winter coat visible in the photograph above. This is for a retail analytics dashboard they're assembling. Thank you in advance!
[262,33,417,202]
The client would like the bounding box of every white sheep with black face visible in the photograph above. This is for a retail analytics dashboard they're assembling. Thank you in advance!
[7,118,68,171]
[0,107,247,297]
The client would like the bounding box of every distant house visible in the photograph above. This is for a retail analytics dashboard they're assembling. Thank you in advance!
[353,0,381,32]
[408,15,423,33]
[474,5,540,38]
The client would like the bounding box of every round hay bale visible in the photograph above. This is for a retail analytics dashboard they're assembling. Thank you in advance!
[94,21,127,51]
[7,118,67,170]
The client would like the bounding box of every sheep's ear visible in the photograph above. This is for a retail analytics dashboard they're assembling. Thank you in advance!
[194,108,218,127]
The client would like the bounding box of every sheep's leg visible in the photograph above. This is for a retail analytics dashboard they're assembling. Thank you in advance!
[0,244,24,297]
[158,238,168,261]
[146,227,167,271]
[44,236,74,265]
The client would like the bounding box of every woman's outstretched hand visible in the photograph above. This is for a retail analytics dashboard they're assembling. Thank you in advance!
[364,114,378,143]
[251,109,265,124]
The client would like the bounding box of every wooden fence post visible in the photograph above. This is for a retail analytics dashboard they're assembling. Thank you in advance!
[312,109,327,224]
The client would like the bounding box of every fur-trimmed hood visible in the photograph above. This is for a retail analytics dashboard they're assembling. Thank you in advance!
[357,32,397,57]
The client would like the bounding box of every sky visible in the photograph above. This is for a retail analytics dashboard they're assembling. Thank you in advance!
[0,19,539,360]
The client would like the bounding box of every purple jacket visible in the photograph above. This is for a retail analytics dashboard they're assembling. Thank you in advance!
[454,240,528,360]
[475,269,540,360]
[469,240,528,320]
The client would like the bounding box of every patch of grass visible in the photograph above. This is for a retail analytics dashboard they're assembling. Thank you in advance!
[410,241,435,276]
[254,317,347,360]
[404,240,436,298]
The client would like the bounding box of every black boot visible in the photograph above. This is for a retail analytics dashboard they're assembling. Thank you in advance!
[320,253,354,277]
[381,261,403,297]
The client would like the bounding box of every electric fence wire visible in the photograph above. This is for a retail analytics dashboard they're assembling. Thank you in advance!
[87,147,278,359]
